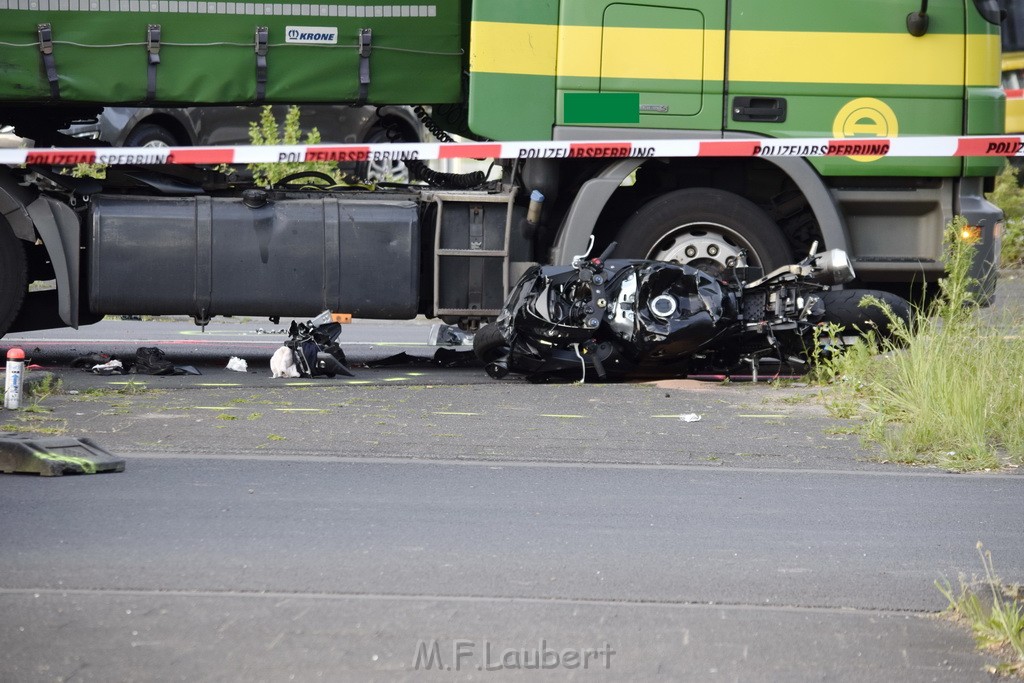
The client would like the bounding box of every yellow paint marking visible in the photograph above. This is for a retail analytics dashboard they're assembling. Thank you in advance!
[434,412,481,416]
[346,380,373,385]
[730,31,975,86]
[285,382,316,387]
[556,24,600,78]
[407,372,427,377]
[967,34,1002,85]
[601,27,709,81]
[472,23,997,87]
[471,21,557,76]
[539,414,588,419]
[384,377,409,382]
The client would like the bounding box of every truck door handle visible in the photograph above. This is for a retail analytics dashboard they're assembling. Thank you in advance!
[732,97,787,123]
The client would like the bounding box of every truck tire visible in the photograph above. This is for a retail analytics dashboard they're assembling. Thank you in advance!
[124,123,178,147]
[0,220,28,338]
[817,289,913,341]
[614,188,792,278]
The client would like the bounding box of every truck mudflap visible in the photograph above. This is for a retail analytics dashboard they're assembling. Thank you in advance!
[87,194,419,320]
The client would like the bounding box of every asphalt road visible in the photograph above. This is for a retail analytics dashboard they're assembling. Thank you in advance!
[1,458,1020,681]
[2,306,1023,681]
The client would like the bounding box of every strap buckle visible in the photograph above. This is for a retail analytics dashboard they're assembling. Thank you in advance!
[147,24,161,65]
[254,26,269,102]
[37,23,54,55]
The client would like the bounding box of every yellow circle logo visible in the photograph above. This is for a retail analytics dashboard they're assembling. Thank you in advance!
[832,98,898,162]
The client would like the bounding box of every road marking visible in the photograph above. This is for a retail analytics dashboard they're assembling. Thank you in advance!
[0,585,935,616]
[194,406,241,410]
[539,414,588,419]
[433,412,480,416]
[384,377,409,382]
[285,382,317,387]
[197,383,242,387]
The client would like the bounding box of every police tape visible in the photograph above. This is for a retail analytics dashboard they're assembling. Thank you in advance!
[2,135,1024,166]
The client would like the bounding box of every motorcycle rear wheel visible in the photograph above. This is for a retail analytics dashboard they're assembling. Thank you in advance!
[817,289,913,341]
[472,323,507,362]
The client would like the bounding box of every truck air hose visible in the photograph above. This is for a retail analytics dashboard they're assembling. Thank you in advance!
[378,107,488,190]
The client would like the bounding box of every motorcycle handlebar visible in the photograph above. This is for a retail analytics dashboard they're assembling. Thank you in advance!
[595,241,618,264]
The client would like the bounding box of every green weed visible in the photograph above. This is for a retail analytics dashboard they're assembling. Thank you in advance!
[25,374,62,401]
[12,374,64,414]
[246,106,348,188]
[8,414,68,436]
[937,543,1024,677]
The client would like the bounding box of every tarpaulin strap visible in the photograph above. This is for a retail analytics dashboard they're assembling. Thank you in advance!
[146,24,161,101]
[36,24,60,100]
[254,26,269,102]
[357,28,372,105]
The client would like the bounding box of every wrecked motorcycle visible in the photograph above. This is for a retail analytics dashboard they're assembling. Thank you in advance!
[473,241,911,382]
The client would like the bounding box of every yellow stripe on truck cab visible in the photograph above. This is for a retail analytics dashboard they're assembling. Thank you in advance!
[470,22,998,88]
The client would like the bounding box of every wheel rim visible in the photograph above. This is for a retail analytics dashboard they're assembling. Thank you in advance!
[646,222,761,278]
[365,156,410,183]
[363,129,412,182]
[141,139,170,148]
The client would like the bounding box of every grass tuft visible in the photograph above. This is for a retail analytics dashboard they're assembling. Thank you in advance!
[988,164,1024,268]
[816,218,1024,471]
[937,543,1024,677]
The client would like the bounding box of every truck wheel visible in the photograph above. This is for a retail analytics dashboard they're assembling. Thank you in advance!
[614,188,792,278]
[124,123,178,147]
[355,127,411,182]
[0,220,28,338]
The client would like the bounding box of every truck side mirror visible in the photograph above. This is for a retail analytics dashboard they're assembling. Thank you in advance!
[907,0,929,37]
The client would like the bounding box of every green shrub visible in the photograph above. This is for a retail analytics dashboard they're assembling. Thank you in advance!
[246,105,345,188]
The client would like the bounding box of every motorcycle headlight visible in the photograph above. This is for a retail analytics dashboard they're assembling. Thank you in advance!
[810,249,855,285]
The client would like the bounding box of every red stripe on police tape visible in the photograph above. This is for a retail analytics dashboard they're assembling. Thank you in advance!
[1,136,1023,166]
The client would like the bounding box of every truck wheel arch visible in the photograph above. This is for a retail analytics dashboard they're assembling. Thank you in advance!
[550,155,850,266]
